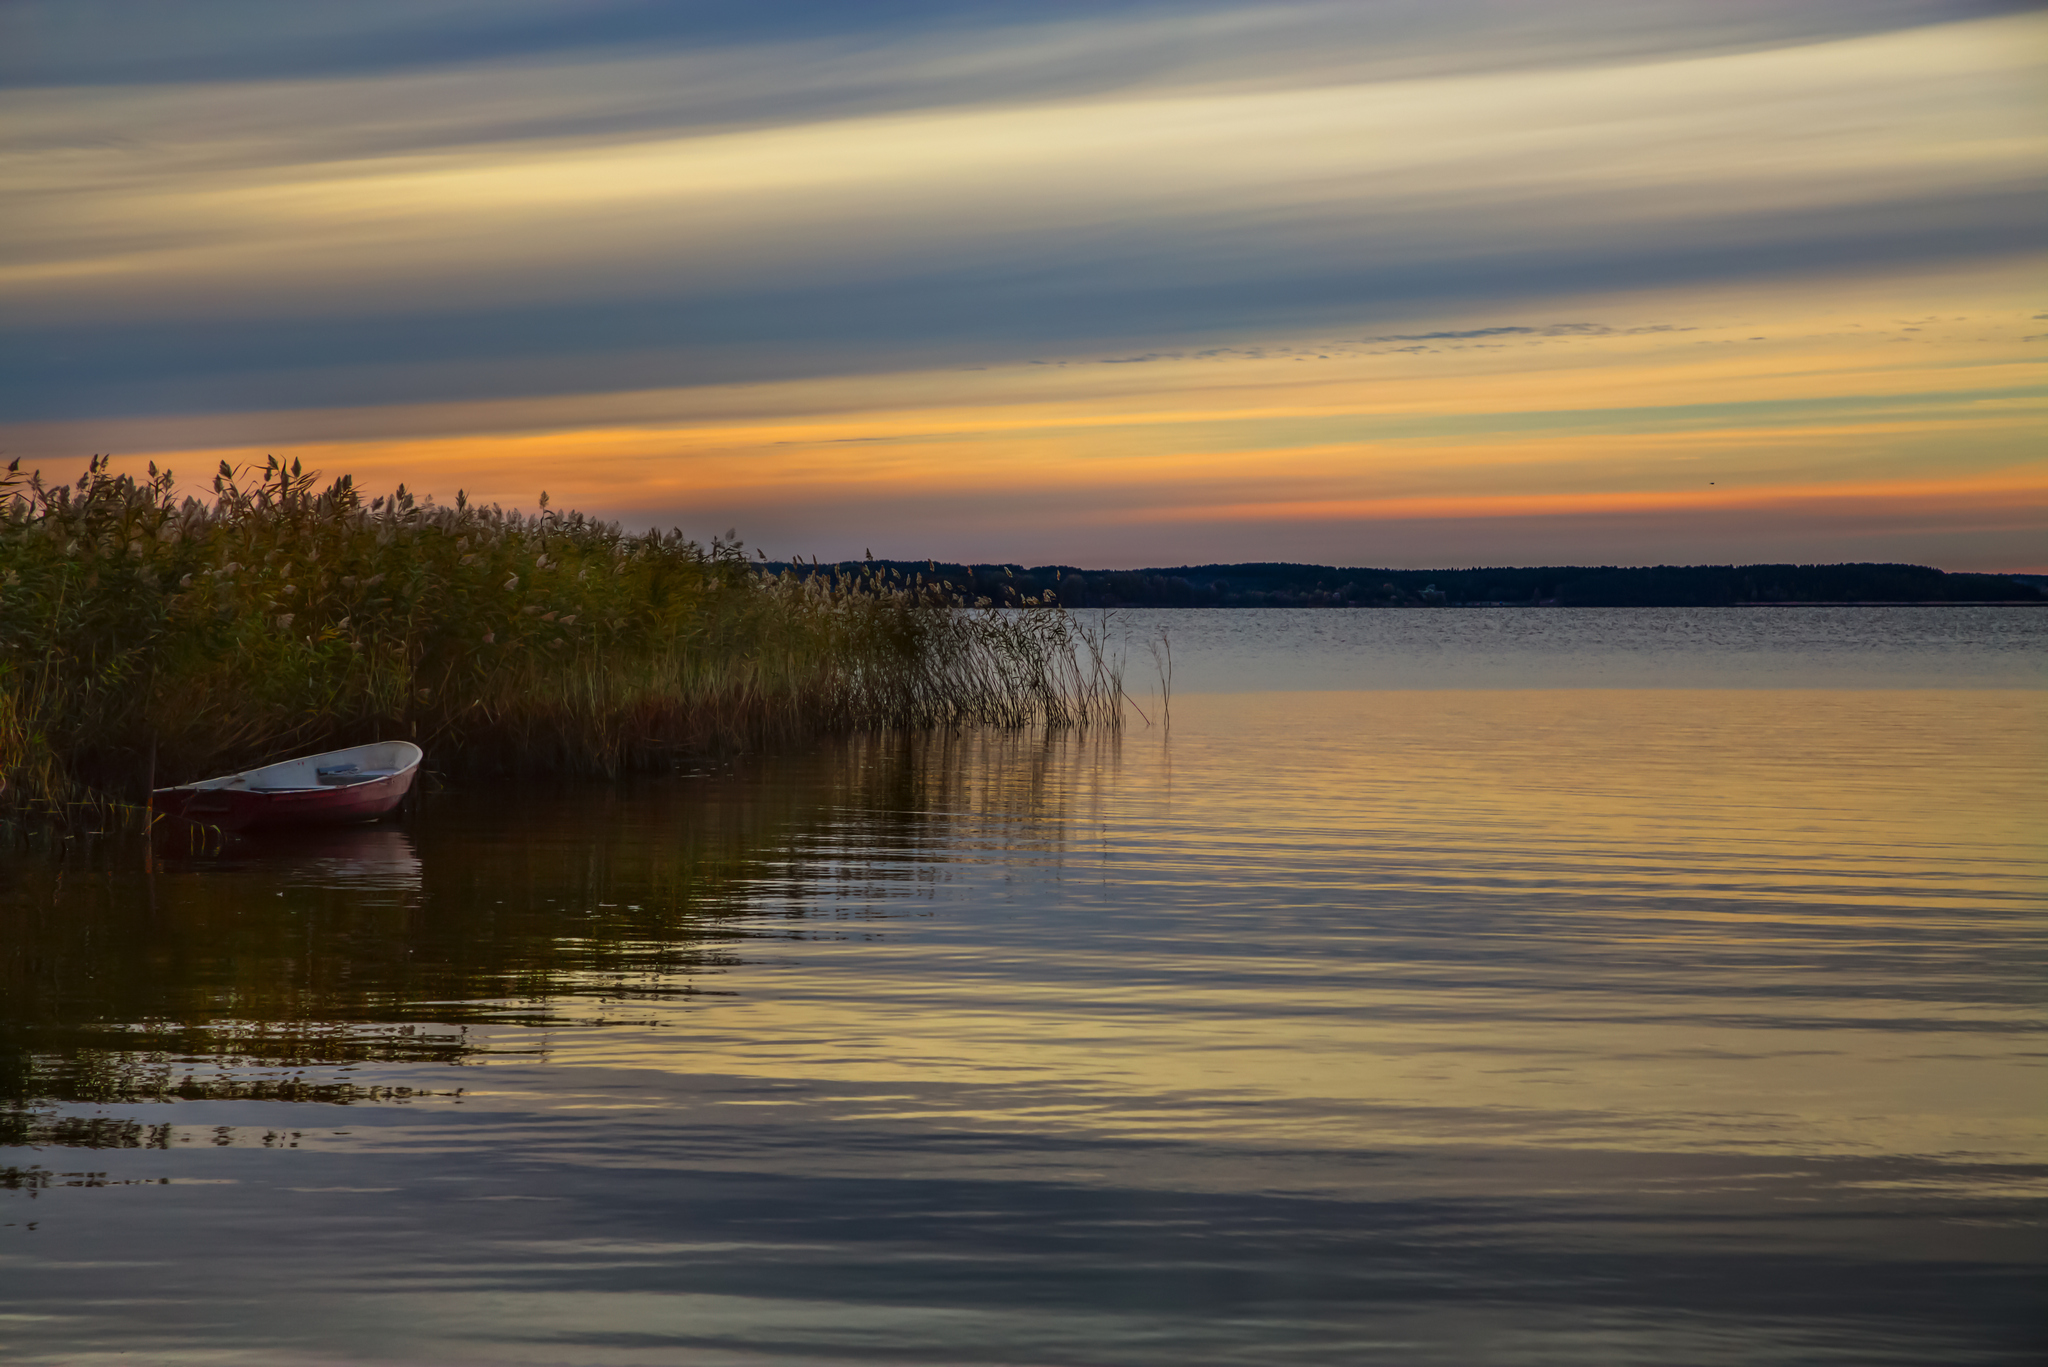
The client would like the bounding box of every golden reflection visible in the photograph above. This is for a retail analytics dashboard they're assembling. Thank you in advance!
[518,690,2045,1169]
[8,691,2041,1174]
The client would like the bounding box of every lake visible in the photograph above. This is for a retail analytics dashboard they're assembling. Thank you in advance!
[4,607,2043,1364]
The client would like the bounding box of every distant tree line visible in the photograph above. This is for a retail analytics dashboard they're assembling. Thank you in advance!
[771,560,2044,608]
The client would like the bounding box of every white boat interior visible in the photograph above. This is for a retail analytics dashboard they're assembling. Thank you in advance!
[180,741,424,793]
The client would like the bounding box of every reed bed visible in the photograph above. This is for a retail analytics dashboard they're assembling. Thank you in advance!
[0,456,1121,815]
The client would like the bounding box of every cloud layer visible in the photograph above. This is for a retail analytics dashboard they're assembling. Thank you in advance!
[1,2,2042,566]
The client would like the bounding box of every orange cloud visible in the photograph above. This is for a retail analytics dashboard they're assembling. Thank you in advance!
[22,259,2044,570]
[1125,471,2048,525]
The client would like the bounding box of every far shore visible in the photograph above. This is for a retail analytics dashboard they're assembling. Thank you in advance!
[771,559,2044,611]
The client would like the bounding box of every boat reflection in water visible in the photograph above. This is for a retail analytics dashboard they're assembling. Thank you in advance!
[206,824,425,888]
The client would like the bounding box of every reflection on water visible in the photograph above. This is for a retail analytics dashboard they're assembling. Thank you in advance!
[1107,603,2048,691]
[2,674,2044,1363]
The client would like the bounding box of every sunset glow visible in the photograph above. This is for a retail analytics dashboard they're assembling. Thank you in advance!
[3,3,2043,568]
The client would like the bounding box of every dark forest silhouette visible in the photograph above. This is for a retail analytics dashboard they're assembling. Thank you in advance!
[776,561,2043,609]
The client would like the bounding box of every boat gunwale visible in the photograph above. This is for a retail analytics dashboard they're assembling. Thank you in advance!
[159,741,424,795]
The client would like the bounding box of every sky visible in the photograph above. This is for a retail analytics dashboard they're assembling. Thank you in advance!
[3,0,2043,570]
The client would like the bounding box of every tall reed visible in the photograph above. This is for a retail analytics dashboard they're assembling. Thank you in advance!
[0,456,1120,813]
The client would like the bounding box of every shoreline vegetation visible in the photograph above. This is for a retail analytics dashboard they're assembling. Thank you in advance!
[803,560,2044,609]
[0,458,1122,819]
[5,456,2035,819]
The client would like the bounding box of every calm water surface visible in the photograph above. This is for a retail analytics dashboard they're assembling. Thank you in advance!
[4,608,2044,1364]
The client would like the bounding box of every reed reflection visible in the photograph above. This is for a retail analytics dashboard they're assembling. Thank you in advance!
[1,727,1116,1140]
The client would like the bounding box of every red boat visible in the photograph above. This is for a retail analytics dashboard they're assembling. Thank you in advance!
[152,740,423,833]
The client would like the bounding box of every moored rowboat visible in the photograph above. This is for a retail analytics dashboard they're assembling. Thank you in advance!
[152,740,423,833]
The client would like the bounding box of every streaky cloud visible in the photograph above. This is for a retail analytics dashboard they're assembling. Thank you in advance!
[1,2,2042,571]
[3,0,2035,90]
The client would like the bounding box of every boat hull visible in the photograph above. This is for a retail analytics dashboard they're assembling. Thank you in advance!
[153,741,422,833]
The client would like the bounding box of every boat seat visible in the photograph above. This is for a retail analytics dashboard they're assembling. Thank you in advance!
[317,769,400,786]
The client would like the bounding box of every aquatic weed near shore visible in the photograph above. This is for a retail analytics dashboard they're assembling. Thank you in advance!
[0,456,1121,814]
